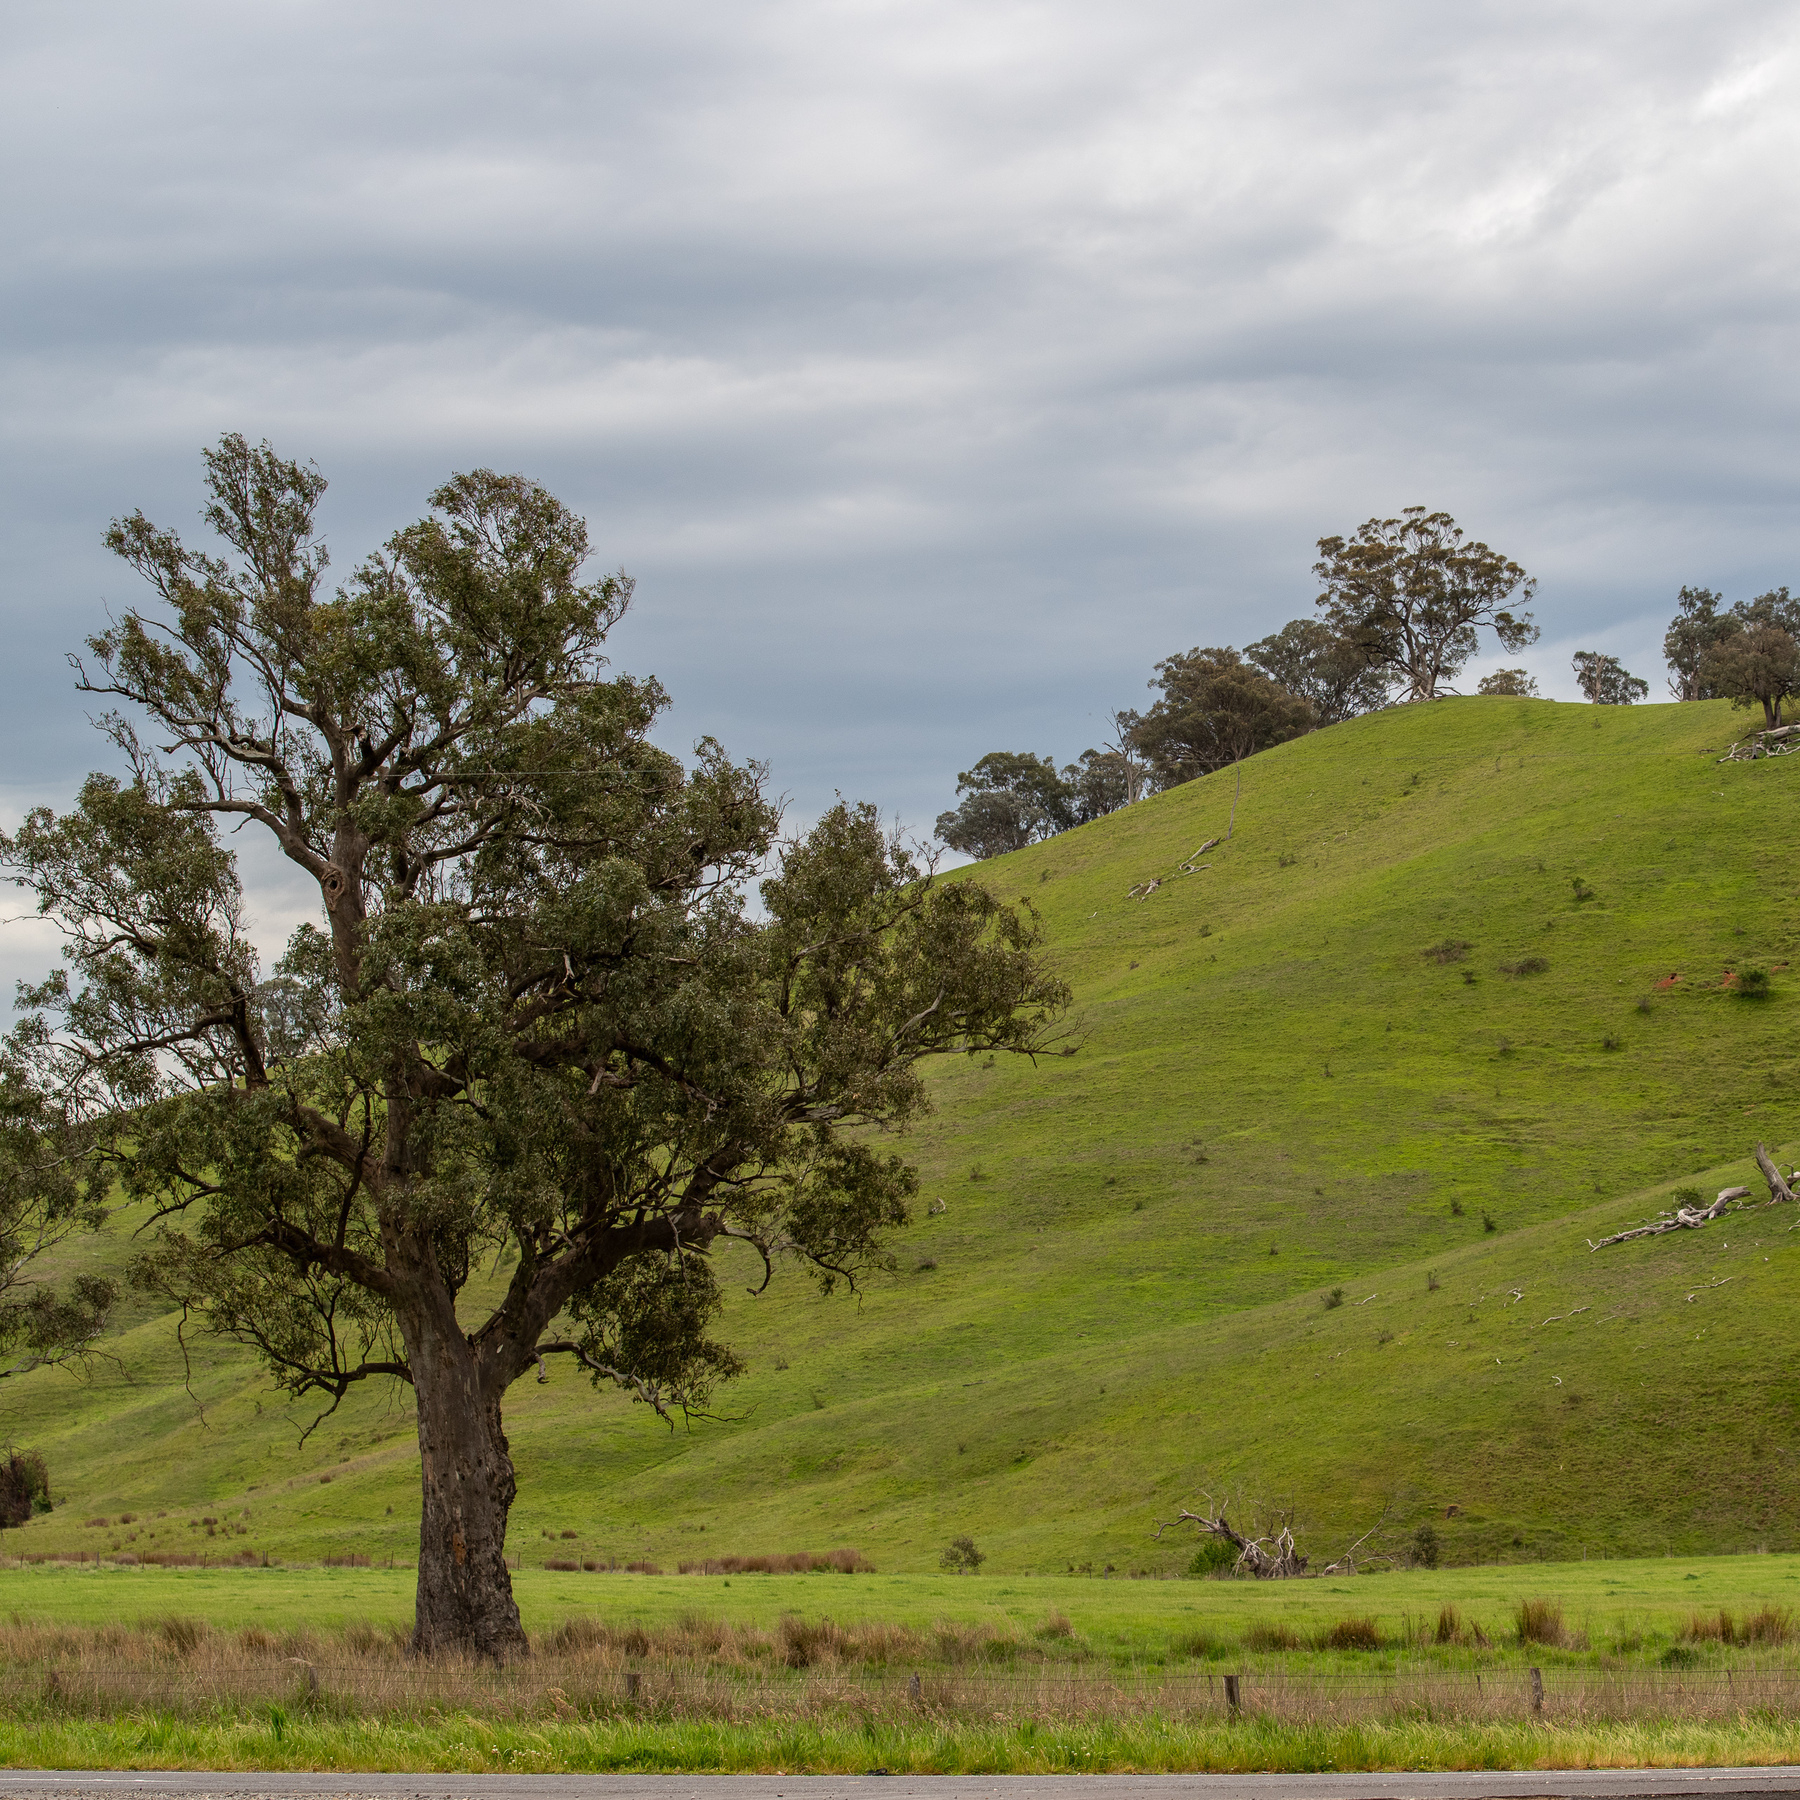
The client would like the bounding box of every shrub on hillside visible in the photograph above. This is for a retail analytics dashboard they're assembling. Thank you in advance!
[1734,966,1772,997]
[1499,956,1549,976]
[1322,1286,1345,1309]
[940,1534,986,1574]
[1423,939,1472,964]
[1411,1523,1440,1568]
[0,1451,51,1528]
[1186,1535,1238,1578]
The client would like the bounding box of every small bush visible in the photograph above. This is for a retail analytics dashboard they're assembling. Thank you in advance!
[1735,966,1772,997]
[1500,956,1550,976]
[1515,1597,1565,1646]
[915,1258,937,1272]
[0,1450,51,1527]
[1423,939,1472,964]
[1435,1603,1462,1644]
[1661,1643,1701,1669]
[940,1533,985,1574]
[1186,1535,1238,1578]
[1601,1033,1622,1051]
[559,1528,578,1538]
[1412,1523,1440,1568]
[1034,1611,1074,1639]
[1449,1197,1464,1217]
[1426,1270,1440,1292]
[1322,1286,1345,1309]
[1571,876,1595,903]
[1319,1615,1382,1651]
[1243,1620,1301,1652]
[1482,1211,1498,1233]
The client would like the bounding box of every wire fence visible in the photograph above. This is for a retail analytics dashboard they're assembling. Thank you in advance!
[8,1661,1800,1726]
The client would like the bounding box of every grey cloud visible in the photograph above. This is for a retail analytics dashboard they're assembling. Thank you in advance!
[2,0,1798,1000]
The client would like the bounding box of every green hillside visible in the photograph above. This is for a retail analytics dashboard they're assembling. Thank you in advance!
[6,695,1799,1575]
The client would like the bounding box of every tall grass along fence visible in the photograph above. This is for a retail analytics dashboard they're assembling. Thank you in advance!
[5,1621,1800,1730]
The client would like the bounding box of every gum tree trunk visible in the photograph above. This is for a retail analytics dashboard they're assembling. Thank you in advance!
[399,1276,528,1661]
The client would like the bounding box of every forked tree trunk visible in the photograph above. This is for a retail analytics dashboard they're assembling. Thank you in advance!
[399,1282,528,1661]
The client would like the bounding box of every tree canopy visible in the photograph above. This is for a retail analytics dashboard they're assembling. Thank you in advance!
[1477,668,1539,697]
[1313,508,1537,702]
[1244,618,1392,724]
[1129,647,1316,789]
[0,435,1070,1657]
[1571,652,1648,705]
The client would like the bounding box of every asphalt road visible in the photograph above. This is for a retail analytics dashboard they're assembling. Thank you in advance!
[2,1772,1799,1800]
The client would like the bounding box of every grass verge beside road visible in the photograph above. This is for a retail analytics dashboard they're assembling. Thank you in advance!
[2,1713,1798,1774]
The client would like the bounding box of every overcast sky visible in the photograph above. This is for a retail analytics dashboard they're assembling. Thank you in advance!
[3,0,1798,977]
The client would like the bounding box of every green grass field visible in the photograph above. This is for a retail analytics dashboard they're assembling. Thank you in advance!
[4,695,1799,1577]
[7,1557,1800,1665]
[7,1560,1800,1772]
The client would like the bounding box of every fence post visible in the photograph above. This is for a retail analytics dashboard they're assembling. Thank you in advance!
[1224,1673,1241,1717]
[907,1672,922,1704]
[1530,1667,1544,1717]
[624,1670,641,1703]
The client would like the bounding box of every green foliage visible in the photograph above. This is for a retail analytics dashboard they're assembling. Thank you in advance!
[0,1449,52,1527]
[1313,507,1537,702]
[0,437,1068,1648]
[1477,669,1538,697]
[1130,647,1315,790]
[1571,653,1648,705]
[1322,1286,1345,1309]
[1734,966,1771,998]
[1184,1535,1238,1578]
[1411,1523,1440,1568]
[940,1534,986,1573]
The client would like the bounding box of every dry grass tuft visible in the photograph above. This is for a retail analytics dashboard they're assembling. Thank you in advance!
[1317,1616,1381,1651]
[1516,1597,1566,1646]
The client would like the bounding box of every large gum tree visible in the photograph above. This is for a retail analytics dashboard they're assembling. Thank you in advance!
[0,436,1069,1659]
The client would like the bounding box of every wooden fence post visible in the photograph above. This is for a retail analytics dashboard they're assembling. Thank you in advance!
[1224,1673,1241,1717]
[1530,1667,1544,1717]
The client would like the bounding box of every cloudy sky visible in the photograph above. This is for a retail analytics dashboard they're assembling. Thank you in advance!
[3,0,1798,974]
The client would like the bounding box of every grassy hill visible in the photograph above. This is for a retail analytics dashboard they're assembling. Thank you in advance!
[5,695,1800,1577]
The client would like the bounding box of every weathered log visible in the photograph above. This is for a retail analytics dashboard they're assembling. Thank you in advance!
[1755,1143,1795,1204]
[1588,1185,1750,1250]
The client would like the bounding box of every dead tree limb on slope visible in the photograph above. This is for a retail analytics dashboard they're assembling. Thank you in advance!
[1588,1186,1751,1249]
[1588,1139,1800,1249]
[1154,1502,1306,1577]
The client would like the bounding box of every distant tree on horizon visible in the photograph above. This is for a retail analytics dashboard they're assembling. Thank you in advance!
[1313,508,1538,702]
[1244,617,1393,723]
[1572,652,1649,705]
[1129,646,1315,790]
[1478,668,1539,697]
[1663,586,1738,700]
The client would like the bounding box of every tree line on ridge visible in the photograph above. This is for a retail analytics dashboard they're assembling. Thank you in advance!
[937,509,1798,860]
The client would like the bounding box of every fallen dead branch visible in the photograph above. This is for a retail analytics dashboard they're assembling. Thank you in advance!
[1588,1186,1751,1249]
[1590,1142,1799,1251]
[1719,725,1800,763]
[1154,1501,1306,1578]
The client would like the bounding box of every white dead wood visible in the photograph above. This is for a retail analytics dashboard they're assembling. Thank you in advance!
[1589,1186,1750,1249]
[1591,1142,1798,1251]
[1154,1500,1307,1578]
[1754,1145,1795,1204]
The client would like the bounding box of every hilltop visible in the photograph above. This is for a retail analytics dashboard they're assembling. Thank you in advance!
[5,695,1799,1573]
